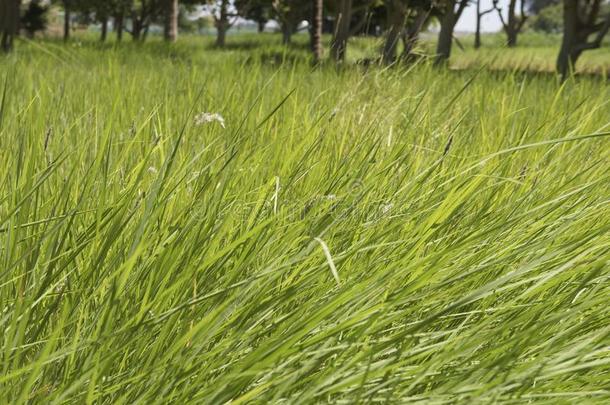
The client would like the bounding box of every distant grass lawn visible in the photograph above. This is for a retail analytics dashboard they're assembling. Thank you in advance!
[34,30,610,76]
[448,33,610,76]
[0,35,609,402]
[345,32,610,75]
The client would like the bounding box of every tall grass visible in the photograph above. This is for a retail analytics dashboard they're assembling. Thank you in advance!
[0,37,609,403]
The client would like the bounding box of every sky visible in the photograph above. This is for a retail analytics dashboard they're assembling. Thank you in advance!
[455,0,522,33]
[193,1,522,34]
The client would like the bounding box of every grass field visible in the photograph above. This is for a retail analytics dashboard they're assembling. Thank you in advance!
[445,34,610,77]
[1,36,609,403]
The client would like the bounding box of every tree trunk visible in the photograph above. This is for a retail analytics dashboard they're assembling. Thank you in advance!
[1,0,21,53]
[331,0,352,62]
[476,1,496,49]
[142,23,150,42]
[258,20,266,33]
[436,2,456,65]
[132,17,142,41]
[506,0,518,47]
[506,28,517,47]
[101,18,108,42]
[495,0,526,47]
[216,27,226,47]
[382,0,406,64]
[115,13,124,42]
[475,0,482,49]
[281,22,292,45]
[401,9,426,61]
[556,0,610,80]
[63,0,71,42]
[312,0,323,63]
[132,0,154,43]
[556,0,581,79]
[215,0,229,47]
[164,0,178,42]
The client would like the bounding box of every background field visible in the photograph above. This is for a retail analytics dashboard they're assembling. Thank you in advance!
[1,35,609,403]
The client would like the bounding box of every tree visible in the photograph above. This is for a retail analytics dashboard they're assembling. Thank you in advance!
[88,0,117,42]
[526,0,560,13]
[557,0,610,79]
[493,0,528,47]
[382,0,407,63]
[272,0,310,45]
[235,0,273,32]
[111,0,132,41]
[475,0,495,49]
[21,0,49,39]
[380,1,432,63]
[212,0,231,46]
[51,0,91,41]
[202,0,246,47]
[435,0,468,65]
[312,0,323,62]
[100,12,109,41]
[63,0,72,41]
[400,6,429,61]
[164,0,179,41]
[1,0,21,52]
[129,0,163,41]
[330,0,352,61]
[527,3,562,32]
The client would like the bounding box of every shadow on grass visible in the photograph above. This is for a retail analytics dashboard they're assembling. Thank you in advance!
[240,51,310,67]
[448,64,610,82]
[205,37,311,52]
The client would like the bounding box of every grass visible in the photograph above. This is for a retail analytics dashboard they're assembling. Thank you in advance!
[448,33,610,77]
[0,35,609,403]
[341,32,610,75]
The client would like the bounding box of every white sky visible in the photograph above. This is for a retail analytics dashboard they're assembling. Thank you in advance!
[455,0,523,33]
[194,1,522,34]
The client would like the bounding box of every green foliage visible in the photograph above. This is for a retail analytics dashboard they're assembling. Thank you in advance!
[271,0,312,29]
[0,35,609,402]
[525,0,560,14]
[527,3,563,33]
[178,5,201,33]
[21,0,49,37]
[234,0,273,30]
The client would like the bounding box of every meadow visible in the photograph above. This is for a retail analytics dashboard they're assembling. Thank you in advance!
[0,35,609,403]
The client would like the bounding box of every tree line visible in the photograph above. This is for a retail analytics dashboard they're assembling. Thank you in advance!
[1,0,609,79]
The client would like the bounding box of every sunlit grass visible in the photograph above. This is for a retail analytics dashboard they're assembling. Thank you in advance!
[0,35,609,403]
